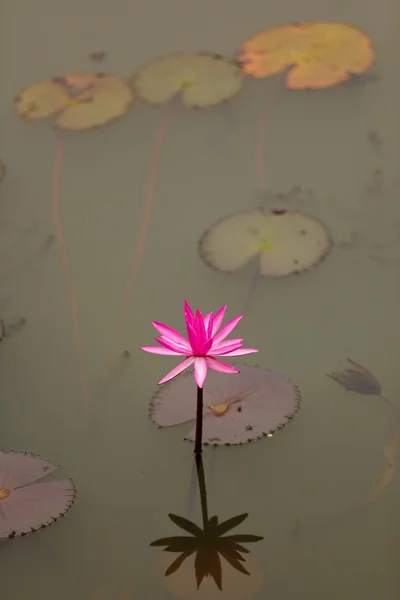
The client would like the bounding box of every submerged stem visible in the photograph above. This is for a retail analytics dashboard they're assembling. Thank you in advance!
[194,385,204,455]
[195,454,208,528]
[379,393,400,420]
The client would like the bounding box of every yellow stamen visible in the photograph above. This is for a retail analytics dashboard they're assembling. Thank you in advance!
[0,488,10,500]
[208,403,230,416]
[256,240,274,252]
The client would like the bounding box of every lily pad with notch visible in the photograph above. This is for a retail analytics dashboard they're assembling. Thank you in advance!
[237,21,375,89]
[131,52,244,108]
[14,73,134,131]
[0,450,75,539]
[198,207,332,277]
[150,365,301,446]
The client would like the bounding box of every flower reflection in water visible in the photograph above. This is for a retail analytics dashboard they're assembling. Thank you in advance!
[151,455,264,598]
[90,585,133,599]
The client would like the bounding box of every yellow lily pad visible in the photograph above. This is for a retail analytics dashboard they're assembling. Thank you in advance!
[14,73,134,131]
[132,52,244,108]
[237,22,375,89]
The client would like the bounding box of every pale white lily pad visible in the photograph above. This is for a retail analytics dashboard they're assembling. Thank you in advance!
[132,52,244,108]
[150,366,300,446]
[0,450,76,539]
[198,208,332,277]
[14,74,134,131]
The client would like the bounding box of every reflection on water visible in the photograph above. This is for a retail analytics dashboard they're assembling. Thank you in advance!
[151,455,263,598]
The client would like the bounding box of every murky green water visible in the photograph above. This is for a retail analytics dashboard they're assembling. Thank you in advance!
[1,0,400,598]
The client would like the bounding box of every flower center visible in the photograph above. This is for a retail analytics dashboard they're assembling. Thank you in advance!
[0,488,10,500]
[256,240,274,252]
[208,403,230,416]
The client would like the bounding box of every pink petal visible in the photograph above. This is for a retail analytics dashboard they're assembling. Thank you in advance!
[158,357,195,385]
[222,348,259,356]
[212,315,243,344]
[206,356,240,374]
[154,337,187,354]
[203,313,213,334]
[195,312,206,348]
[211,305,227,336]
[152,322,190,351]
[200,337,214,355]
[183,300,194,325]
[210,343,243,356]
[0,451,58,489]
[186,321,199,353]
[212,338,243,351]
[194,357,208,388]
[141,346,183,356]
[0,479,75,539]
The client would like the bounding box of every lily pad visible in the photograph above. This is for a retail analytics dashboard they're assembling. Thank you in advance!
[0,450,75,539]
[150,365,300,446]
[132,52,244,108]
[14,73,134,131]
[198,208,332,277]
[237,22,375,89]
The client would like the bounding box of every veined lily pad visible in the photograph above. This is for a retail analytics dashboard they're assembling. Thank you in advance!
[150,366,300,446]
[198,208,332,277]
[14,73,134,131]
[0,450,75,539]
[132,52,244,108]
[237,22,375,89]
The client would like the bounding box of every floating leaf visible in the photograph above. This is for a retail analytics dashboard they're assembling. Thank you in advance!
[132,52,244,108]
[0,451,75,539]
[14,73,134,130]
[150,365,300,445]
[237,22,375,89]
[198,208,332,277]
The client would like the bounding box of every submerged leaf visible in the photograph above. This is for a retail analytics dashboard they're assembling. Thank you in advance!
[237,22,375,89]
[328,358,381,394]
[14,74,134,131]
[132,52,243,108]
[198,208,332,277]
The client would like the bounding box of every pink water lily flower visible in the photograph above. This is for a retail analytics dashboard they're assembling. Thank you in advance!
[141,300,258,388]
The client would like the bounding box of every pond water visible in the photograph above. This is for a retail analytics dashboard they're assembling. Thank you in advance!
[1,0,400,598]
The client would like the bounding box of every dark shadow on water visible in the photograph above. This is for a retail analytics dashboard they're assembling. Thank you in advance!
[150,454,263,597]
